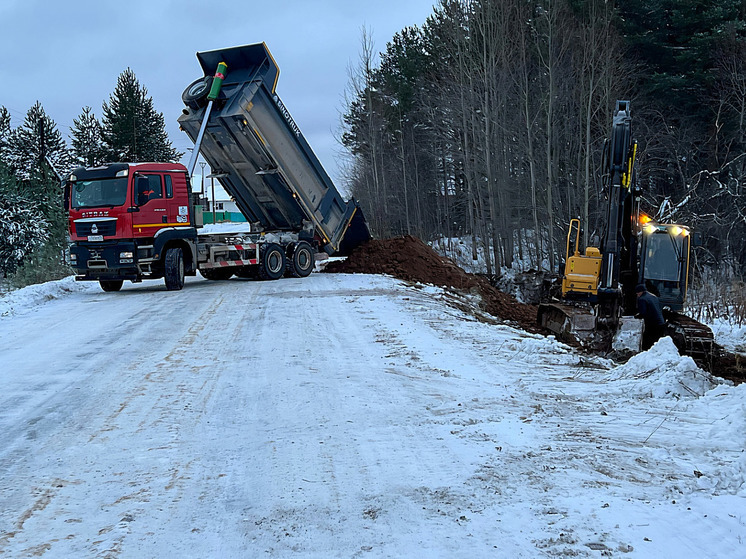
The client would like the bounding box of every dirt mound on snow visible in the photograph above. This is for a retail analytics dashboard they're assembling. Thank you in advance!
[324,236,540,333]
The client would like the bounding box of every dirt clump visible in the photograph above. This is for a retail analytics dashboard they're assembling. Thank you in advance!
[324,235,541,333]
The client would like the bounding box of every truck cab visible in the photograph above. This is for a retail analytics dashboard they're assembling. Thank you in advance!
[67,162,198,291]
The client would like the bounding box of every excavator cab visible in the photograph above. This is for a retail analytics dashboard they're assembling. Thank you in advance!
[639,223,690,311]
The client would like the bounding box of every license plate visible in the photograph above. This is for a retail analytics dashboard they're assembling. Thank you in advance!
[88,235,104,242]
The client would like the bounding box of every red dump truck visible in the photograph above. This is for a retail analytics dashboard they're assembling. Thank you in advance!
[66,42,370,291]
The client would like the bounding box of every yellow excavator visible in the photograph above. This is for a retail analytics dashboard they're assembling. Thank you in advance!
[538,101,714,359]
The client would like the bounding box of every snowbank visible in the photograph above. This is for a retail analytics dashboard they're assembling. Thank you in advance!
[0,276,97,319]
[710,317,746,355]
[672,382,746,495]
[198,222,252,234]
[606,336,722,398]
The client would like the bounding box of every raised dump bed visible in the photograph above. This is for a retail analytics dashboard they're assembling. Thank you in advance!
[178,42,370,255]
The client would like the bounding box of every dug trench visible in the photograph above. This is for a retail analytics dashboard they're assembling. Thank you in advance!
[324,235,744,384]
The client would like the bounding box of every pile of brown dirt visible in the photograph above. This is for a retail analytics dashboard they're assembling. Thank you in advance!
[324,236,541,333]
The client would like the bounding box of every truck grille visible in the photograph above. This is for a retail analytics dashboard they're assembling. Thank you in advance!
[75,219,117,237]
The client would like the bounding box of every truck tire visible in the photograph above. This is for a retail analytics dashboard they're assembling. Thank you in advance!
[258,243,286,280]
[164,247,185,290]
[182,76,213,110]
[288,241,314,278]
[99,279,123,292]
[200,268,233,281]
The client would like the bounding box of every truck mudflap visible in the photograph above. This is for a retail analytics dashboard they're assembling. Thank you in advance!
[178,43,371,256]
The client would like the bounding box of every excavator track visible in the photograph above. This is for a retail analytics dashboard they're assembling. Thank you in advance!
[664,311,716,366]
[539,303,727,371]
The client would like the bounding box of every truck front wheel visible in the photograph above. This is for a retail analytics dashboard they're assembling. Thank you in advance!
[99,279,123,292]
[259,243,286,280]
[164,247,185,290]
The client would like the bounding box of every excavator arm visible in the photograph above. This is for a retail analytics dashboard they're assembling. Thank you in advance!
[597,100,641,325]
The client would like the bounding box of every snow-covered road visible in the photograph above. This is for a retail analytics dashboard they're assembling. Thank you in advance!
[0,273,744,558]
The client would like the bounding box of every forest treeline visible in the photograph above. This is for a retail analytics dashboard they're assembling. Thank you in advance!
[341,0,746,277]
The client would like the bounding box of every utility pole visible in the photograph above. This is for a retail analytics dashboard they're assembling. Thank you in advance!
[207,173,228,225]
[199,160,206,199]
[211,175,216,224]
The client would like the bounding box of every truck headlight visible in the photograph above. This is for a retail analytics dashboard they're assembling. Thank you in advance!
[119,251,134,263]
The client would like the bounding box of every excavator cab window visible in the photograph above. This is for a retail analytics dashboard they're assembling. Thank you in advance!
[641,228,689,311]
[643,232,680,282]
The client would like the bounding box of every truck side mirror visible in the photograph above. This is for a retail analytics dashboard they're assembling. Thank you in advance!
[135,176,150,206]
[691,232,703,247]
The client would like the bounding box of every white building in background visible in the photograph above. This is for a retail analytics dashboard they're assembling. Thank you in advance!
[190,174,247,223]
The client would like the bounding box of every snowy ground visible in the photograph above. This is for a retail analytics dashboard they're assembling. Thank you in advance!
[710,318,746,355]
[0,273,745,558]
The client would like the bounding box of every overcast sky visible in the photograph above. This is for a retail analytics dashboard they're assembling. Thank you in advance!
[0,0,436,189]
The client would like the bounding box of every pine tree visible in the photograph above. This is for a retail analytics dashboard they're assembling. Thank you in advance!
[0,162,49,277]
[5,102,70,229]
[71,106,107,167]
[0,106,11,161]
[6,101,70,182]
[101,68,181,163]
[2,103,71,285]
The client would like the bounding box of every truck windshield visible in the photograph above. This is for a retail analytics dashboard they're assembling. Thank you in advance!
[71,177,128,209]
[643,232,681,282]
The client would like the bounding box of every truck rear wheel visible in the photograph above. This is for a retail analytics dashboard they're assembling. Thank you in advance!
[99,279,123,292]
[259,243,286,280]
[288,241,314,278]
[164,247,185,290]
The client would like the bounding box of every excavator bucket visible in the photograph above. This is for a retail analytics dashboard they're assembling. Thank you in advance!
[537,303,597,346]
